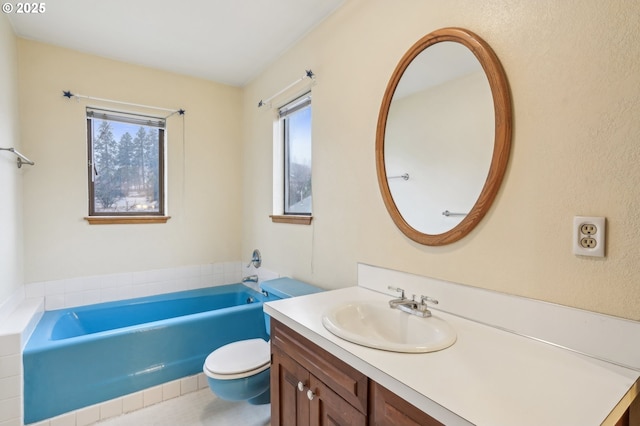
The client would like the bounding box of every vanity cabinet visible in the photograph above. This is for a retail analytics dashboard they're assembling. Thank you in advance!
[271,319,367,425]
[271,347,366,425]
[270,319,441,426]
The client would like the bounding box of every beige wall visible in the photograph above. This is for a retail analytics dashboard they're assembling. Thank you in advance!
[241,0,640,320]
[0,15,23,305]
[18,40,243,283]
[4,1,639,321]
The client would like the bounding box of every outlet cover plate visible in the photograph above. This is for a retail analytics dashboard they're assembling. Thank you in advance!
[573,216,605,257]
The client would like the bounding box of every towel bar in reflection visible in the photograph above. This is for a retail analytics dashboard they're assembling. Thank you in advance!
[442,210,467,217]
[387,173,409,181]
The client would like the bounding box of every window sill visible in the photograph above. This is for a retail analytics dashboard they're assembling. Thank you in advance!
[84,216,171,225]
[270,215,313,225]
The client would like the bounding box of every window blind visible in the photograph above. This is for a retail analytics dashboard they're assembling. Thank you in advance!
[278,93,311,119]
[86,107,165,128]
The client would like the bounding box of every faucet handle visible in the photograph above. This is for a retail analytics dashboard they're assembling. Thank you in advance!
[246,249,262,268]
[420,295,439,305]
[387,286,405,298]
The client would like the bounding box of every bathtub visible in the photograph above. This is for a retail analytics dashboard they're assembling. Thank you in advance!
[23,284,277,424]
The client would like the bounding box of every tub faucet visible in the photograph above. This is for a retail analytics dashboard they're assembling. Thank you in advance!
[387,286,438,318]
[242,274,258,284]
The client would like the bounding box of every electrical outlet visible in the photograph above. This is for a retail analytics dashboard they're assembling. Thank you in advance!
[580,223,597,235]
[573,216,605,257]
[580,237,597,248]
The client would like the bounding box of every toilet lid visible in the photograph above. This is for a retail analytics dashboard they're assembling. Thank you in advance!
[205,338,270,375]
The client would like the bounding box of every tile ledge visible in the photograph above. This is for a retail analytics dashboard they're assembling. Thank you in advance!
[0,297,43,339]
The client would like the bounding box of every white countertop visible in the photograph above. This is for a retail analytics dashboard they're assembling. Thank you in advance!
[264,286,639,426]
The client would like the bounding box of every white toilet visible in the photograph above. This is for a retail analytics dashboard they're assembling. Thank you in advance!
[203,278,321,405]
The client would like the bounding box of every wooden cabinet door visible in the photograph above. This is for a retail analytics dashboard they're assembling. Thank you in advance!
[271,319,368,414]
[309,375,366,426]
[271,347,311,426]
[369,381,443,426]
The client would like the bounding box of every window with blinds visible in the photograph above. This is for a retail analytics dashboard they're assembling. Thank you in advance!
[86,108,166,216]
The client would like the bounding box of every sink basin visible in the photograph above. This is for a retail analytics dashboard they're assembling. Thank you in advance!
[322,301,456,353]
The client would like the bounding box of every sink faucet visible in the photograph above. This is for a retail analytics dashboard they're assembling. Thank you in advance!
[387,286,438,318]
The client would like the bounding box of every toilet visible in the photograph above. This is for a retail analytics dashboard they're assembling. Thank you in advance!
[203,277,322,405]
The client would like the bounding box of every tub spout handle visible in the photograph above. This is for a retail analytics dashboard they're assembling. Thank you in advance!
[242,274,258,284]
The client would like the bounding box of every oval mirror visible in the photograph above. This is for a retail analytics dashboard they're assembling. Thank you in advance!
[376,27,512,246]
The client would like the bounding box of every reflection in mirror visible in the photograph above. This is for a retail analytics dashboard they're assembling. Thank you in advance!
[385,42,494,234]
[376,28,512,246]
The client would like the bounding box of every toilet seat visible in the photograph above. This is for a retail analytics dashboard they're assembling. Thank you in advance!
[204,338,270,380]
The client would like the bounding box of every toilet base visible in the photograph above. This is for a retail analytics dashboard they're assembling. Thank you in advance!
[248,388,270,405]
[205,368,271,404]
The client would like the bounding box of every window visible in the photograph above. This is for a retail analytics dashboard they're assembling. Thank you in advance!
[271,94,312,224]
[86,108,166,222]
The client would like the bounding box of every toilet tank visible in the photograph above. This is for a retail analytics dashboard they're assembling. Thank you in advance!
[259,278,323,335]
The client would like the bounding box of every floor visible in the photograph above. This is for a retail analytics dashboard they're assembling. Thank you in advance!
[96,389,270,426]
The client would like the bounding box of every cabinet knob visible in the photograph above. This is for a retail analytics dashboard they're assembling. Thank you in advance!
[307,389,315,400]
[297,381,305,392]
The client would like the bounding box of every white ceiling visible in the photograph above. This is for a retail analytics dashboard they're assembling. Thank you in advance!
[6,0,345,86]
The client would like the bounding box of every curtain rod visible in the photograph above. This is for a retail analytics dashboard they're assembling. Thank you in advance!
[63,91,185,118]
[258,70,315,108]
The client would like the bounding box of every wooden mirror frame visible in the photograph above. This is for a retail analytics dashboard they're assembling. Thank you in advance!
[376,27,512,246]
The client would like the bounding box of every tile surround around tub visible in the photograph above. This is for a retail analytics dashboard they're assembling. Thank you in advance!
[24,261,245,311]
[0,261,281,426]
[0,298,43,426]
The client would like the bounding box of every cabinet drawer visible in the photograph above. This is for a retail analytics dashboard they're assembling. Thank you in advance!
[370,381,443,426]
[271,319,368,414]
